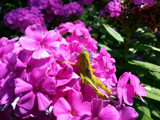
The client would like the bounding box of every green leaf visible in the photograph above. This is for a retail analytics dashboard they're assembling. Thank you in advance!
[137,110,153,120]
[142,32,154,37]
[98,43,112,51]
[149,71,160,81]
[137,106,153,120]
[144,85,160,102]
[131,44,160,52]
[103,24,124,42]
[128,60,160,72]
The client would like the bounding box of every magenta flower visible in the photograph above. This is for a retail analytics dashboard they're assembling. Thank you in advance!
[130,74,147,102]
[117,72,147,105]
[119,106,139,120]
[0,37,14,59]
[53,91,91,120]
[20,24,62,59]
[16,49,50,76]
[3,7,46,33]
[47,59,73,87]
[92,47,117,88]
[14,69,55,113]
[101,0,123,17]
[0,76,15,105]
[82,98,119,120]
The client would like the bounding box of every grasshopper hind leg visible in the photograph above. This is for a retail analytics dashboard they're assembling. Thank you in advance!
[83,76,107,100]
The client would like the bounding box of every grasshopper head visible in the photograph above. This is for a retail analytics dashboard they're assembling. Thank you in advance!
[77,50,90,67]
[80,50,89,57]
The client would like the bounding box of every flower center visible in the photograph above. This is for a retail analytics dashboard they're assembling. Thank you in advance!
[40,41,44,46]
[71,110,77,116]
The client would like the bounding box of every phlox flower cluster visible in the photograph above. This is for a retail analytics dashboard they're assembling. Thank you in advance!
[0,20,146,119]
[27,0,84,19]
[3,7,46,33]
[3,0,84,33]
[27,0,63,16]
[101,0,123,17]
[62,2,84,19]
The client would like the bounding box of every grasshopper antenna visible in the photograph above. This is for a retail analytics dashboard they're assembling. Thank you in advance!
[83,31,85,50]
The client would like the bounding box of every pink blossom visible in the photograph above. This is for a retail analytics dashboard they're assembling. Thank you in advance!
[0,76,15,105]
[20,24,62,59]
[117,72,147,105]
[83,98,119,120]
[14,69,55,113]
[53,91,91,120]
[119,106,139,120]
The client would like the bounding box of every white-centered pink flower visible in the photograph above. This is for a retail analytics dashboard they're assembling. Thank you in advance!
[20,24,62,59]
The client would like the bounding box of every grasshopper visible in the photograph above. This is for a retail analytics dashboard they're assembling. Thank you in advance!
[77,49,112,99]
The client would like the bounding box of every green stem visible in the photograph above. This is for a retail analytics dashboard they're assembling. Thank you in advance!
[124,31,132,58]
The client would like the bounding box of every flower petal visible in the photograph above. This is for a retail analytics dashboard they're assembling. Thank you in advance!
[117,72,131,88]
[43,30,62,43]
[32,47,50,59]
[25,24,43,41]
[53,98,71,117]
[14,78,33,94]
[37,92,52,111]
[17,91,35,110]
[19,37,39,50]
[123,84,135,106]
[119,107,139,120]
[99,105,119,120]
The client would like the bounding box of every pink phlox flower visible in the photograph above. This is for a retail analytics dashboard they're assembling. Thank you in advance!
[17,49,50,74]
[52,77,81,105]
[55,63,73,87]
[92,47,117,88]
[56,22,75,34]
[0,76,15,105]
[0,52,17,79]
[47,59,73,87]
[53,91,91,120]
[57,20,91,38]
[15,69,54,112]
[119,106,139,120]
[84,37,98,52]
[82,98,119,120]
[117,72,147,106]
[20,24,62,59]
[0,37,19,79]
[0,37,14,60]
[117,72,135,105]
[68,41,83,54]
[130,74,147,102]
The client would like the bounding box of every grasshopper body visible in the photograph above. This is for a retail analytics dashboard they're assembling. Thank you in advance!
[77,50,112,99]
